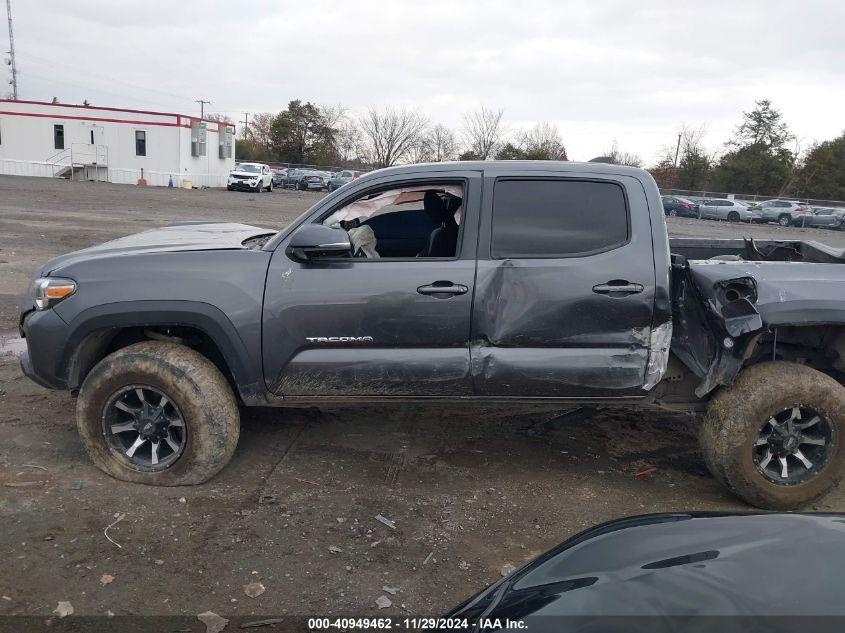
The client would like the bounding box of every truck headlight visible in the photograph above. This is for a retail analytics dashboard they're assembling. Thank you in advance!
[31,277,76,310]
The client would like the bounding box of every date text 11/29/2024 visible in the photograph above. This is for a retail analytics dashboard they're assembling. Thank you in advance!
[307,617,526,630]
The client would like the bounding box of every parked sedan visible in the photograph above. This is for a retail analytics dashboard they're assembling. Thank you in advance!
[281,168,306,189]
[271,168,288,187]
[660,195,699,218]
[294,171,326,191]
[327,169,361,192]
[698,198,754,222]
[794,207,845,229]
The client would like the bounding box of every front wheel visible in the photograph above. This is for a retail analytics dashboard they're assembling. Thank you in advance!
[700,361,845,509]
[76,341,240,486]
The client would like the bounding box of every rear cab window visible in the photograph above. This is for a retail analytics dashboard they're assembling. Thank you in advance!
[491,179,630,258]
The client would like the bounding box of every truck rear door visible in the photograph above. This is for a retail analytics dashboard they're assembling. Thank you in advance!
[471,171,657,399]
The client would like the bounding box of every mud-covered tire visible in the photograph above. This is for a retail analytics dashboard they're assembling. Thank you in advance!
[700,361,845,509]
[77,341,240,486]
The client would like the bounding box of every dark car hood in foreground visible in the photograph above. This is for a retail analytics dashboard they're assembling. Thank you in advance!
[449,513,845,622]
[41,222,276,274]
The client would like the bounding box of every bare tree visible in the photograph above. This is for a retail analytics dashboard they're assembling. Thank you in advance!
[604,140,643,167]
[408,133,434,164]
[336,118,364,165]
[519,122,568,160]
[461,106,505,160]
[359,107,429,168]
[428,124,459,162]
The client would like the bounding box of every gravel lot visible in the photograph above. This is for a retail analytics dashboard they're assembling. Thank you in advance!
[1,175,844,620]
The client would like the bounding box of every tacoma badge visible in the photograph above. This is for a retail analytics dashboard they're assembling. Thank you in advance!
[305,336,375,344]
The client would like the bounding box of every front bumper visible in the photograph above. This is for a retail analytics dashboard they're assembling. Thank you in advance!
[18,308,72,390]
[228,180,259,190]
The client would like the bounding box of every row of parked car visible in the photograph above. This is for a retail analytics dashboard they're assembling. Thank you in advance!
[661,195,845,229]
[226,163,362,193]
[273,167,362,192]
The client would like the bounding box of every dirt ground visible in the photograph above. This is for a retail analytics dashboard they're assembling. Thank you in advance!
[1,175,844,620]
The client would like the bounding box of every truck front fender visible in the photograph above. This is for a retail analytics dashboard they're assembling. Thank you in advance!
[60,300,266,405]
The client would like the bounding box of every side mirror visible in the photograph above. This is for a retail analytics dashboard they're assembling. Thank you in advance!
[287,224,351,261]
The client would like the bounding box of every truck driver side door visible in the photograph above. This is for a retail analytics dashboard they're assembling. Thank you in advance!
[262,171,482,399]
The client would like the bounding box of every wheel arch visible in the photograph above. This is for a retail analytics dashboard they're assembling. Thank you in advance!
[62,301,266,405]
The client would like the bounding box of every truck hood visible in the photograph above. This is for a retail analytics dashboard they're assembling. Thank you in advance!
[42,222,276,274]
[229,170,262,178]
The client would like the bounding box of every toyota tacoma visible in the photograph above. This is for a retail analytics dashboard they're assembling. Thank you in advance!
[18,161,845,509]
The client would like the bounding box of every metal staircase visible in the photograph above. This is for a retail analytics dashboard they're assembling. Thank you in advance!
[48,143,110,182]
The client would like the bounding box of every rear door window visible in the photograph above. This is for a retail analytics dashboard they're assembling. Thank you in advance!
[491,179,629,258]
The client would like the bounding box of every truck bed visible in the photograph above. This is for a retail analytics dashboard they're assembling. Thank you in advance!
[669,237,845,264]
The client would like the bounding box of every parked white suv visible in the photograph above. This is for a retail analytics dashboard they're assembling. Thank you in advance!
[759,199,811,226]
[227,163,273,192]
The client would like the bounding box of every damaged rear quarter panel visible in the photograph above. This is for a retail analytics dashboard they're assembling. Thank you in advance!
[688,260,845,328]
[677,259,845,396]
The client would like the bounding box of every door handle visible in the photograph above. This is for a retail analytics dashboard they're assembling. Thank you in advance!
[592,281,644,297]
[417,281,468,297]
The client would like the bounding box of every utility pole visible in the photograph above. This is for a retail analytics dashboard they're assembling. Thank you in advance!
[5,0,18,99]
[673,132,682,167]
[240,112,250,139]
[195,99,210,118]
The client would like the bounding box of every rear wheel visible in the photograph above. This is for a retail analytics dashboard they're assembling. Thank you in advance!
[669,209,677,217]
[700,361,845,509]
[778,214,791,227]
[77,341,240,486]
[267,180,273,192]
[728,211,740,222]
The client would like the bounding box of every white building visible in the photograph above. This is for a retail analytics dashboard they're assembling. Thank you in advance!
[0,100,235,187]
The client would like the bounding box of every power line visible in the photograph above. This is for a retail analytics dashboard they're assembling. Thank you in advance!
[240,112,250,139]
[5,0,17,99]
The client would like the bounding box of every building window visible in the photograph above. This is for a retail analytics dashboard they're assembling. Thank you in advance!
[135,130,147,157]
[54,124,65,150]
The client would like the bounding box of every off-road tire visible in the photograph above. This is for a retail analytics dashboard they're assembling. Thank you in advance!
[77,341,240,486]
[700,361,845,510]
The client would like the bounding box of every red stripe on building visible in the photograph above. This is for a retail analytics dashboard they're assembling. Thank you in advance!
[0,109,232,132]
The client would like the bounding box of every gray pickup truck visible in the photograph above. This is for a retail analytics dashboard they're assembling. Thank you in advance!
[18,161,845,509]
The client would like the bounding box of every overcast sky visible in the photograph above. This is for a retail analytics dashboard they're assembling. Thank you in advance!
[5,0,844,162]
